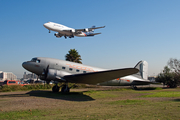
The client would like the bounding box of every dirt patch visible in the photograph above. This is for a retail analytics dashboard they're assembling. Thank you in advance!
[0,87,123,112]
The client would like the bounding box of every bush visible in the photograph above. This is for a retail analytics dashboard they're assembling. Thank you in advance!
[0,83,97,92]
[156,66,180,88]
[0,85,11,92]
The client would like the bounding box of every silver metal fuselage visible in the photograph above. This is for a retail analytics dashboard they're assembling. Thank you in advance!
[22,57,149,86]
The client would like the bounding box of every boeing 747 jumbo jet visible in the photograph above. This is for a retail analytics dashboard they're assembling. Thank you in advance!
[22,57,150,93]
[43,22,105,39]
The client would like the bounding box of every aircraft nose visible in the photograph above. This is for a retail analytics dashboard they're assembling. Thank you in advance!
[22,61,42,75]
[22,62,29,70]
[43,23,49,28]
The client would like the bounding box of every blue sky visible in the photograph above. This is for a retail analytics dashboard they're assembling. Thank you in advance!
[0,0,180,78]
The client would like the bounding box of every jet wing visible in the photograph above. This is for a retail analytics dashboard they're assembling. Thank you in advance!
[63,68,138,84]
[75,26,105,32]
[89,26,105,31]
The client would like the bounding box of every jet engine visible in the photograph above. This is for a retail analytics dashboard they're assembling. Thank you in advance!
[70,29,75,33]
[83,28,89,32]
[54,33,62,38]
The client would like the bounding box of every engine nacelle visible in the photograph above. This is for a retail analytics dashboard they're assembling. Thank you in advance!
[54,33,62,38]
[83,28,89,32]
[70,29,75,33]
[46,69,71,80]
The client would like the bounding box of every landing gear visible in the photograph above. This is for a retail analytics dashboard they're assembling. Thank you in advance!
[52,83,70,93]
[52,84,60,93]
[69,35,74,38]
[131,85,137,90]
[61,84,70,93]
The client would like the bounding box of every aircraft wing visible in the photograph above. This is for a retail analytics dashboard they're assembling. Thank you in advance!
[75,26,105,32]
[63,68,138,84]
[89,26,105,30]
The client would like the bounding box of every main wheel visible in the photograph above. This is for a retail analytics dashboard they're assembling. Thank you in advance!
[61,85,70,93]
[52,85,60,93]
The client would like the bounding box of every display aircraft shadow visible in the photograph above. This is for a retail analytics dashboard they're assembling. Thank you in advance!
[26,90,95,101]
[0,90,95,101]
[135,87,164,91]
[172,99,180,102]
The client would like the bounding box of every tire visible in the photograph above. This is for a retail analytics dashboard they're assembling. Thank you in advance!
[61,86,70,93]
[52,85,60,93]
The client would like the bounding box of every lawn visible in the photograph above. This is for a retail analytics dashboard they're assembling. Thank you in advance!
[0,87,180,120]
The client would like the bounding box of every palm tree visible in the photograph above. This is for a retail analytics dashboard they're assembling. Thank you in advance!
[65,49,82,64]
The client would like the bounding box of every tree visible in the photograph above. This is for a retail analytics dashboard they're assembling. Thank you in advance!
[156,59,180,88]
[156,66,172,86]
[65,49,82,64]
[168,58,180,74]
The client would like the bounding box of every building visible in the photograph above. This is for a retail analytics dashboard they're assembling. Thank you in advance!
[23,72,37,79]
[0,71,17,81]
[148,76,157,82]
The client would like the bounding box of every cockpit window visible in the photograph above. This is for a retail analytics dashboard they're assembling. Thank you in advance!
[36,60,40,63]
[31,58,40,63]
[31,58,37,62]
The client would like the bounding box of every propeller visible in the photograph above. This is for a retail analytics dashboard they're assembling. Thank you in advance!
[42,65,49,80]
[37,75,39,81]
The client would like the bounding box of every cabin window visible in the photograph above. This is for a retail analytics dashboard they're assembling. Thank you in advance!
[83,71,86,73]
[62,67,66,69]
[76,70,80,72]
[69,68,73,71]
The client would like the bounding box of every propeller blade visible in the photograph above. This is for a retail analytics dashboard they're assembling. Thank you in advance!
[43,65,49,79]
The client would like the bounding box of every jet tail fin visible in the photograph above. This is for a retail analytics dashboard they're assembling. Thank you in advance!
[133,61,148,80]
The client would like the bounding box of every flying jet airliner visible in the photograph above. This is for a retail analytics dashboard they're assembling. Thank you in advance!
[22,57,150,93]
[43,22,105,39]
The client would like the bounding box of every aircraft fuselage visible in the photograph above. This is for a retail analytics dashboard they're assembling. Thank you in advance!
[22,57,150,86]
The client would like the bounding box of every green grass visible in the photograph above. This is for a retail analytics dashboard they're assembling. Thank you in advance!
[141,91,180,97]
[1,87,180,120]
[108,99,147,105]
[0,109,51,120]
[84,90,118,98]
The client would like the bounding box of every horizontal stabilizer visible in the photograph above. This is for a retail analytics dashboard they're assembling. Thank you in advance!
[64,68,138,84]
[132,80,151,85]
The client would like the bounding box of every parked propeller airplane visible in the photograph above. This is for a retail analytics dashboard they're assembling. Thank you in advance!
[22,57,150,93]
[43,22,105,39]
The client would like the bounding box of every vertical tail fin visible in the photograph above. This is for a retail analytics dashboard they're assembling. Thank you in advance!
[91,26,96,32]
[134,61,148,80]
